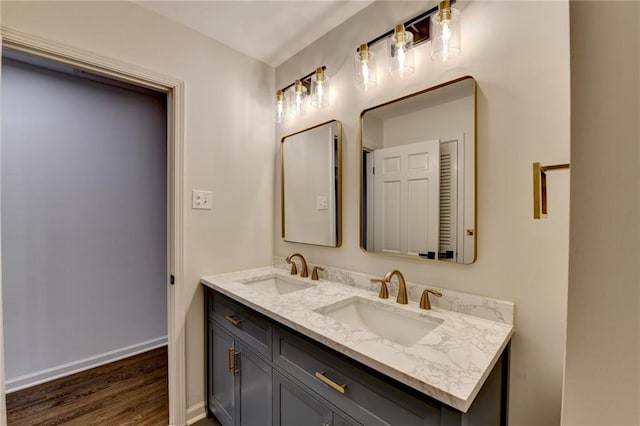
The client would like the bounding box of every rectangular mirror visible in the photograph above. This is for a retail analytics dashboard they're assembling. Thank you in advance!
[360,77,476,263]
[282,120,342,247]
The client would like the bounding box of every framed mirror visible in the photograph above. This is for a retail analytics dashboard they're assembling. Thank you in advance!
[360,76,476,263]
[282,120,342,247]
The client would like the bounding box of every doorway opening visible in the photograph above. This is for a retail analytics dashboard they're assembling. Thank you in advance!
[0,31,186,425]
[2,50,168,424]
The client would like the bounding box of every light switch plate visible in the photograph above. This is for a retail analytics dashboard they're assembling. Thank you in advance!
[316,196,328,210]
[192,190,212,210]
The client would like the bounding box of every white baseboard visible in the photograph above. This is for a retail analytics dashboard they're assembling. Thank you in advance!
[186,401,207,425]
[5,336,168,393]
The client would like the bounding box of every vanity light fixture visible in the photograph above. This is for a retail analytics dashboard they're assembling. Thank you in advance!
[352,0,460,86]
[389,24,415,78]
[274,90,285,123]
[431,0,462,62]
[310,67,330,108]
[354,44,378,91]
[275,66,327,121]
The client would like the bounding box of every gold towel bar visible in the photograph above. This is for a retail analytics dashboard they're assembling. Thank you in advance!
[533,162,570,219]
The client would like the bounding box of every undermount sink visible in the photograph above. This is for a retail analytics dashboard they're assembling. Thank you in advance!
[316,297,443,347]
[239,275,314,295]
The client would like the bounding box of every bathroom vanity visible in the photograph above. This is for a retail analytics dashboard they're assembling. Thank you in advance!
[201,265,513,426]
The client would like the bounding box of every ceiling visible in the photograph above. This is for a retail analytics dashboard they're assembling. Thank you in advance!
[137,1,375,68]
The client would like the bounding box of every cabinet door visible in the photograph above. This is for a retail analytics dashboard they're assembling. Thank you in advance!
[274,371,333,426]
[237,342,272,426]
[209,323,236,426]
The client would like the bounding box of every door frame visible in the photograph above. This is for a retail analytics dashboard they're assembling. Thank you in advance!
[0,27,187,425]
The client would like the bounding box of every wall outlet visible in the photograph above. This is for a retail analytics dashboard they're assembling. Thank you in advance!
[316,196,328,210]
[192,190,212,210]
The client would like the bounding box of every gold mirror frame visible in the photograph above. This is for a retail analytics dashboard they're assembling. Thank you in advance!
[281,120,342,247]
[359,76,477,263]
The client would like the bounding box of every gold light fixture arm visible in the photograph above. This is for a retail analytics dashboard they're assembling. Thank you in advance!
[533,162,570,219]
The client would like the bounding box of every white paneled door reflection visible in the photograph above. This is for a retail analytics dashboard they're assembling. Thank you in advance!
[372,140,440,256]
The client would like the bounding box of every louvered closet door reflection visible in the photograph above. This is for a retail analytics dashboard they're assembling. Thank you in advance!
[373,140,440,256]
[439,138,459,259]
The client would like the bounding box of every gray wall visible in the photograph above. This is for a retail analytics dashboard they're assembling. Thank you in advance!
[1,59,168,387]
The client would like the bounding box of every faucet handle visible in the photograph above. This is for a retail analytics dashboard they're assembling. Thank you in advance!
[286,260,298,275]
[311,266,324,281]
[371,279,389,299]
[419,289,443,310]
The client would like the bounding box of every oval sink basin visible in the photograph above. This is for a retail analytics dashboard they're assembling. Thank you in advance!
[239,275,314,295]
[316,297,443,347]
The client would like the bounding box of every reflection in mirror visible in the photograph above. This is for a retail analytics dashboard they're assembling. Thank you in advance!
[282,120,342,247]
[360,76,476,263]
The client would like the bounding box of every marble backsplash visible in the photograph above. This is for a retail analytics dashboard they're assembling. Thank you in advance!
[273,256,514,325]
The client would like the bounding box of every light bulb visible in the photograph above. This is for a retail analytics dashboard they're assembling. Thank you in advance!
[274,90,285,123]
[293,81,305,115]
[310,67,330,108]
[397,47,406,69]
[440,22,453,61]
[286,80,307,118]
[354,44,378,91]
[431,0,461,62]
[388,24,414,78]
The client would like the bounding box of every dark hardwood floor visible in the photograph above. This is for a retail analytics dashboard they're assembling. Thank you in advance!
[6,346,168,426]
[193,417,221,426]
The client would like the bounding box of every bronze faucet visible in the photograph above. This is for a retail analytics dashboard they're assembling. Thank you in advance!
[419,289,443,310]
[286,253,309,278]
[384,269,408,304]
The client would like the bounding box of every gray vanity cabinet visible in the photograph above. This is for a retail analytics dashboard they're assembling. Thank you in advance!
[205,288,509,426]
[273,327,442,425]
[236,341,272,425]
[273,371,359,426]
[208,322,272,426]
[208,323,235,425]
[207,290,273,426]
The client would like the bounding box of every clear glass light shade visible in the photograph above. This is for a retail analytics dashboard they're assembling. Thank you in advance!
[286,80,307,118]
[354,44,378,91]
[310,68,330,108]
[388,24,414,78]
[430,1,461,62]
[274,90,285,124]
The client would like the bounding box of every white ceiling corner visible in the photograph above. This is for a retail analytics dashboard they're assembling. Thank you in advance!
[135,1,375,68]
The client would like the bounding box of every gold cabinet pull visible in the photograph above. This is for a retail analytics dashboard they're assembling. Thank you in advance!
[227,347,234,372]
[224,315,242,326]
[321,423,331,426]
[232,351,240,375]
[315,371,346,394]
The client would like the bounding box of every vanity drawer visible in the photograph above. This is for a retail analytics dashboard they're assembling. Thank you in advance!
[273,327,441,426]
[210,290,271,358]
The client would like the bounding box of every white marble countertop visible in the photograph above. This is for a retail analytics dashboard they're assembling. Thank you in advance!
[201,266,513,413]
